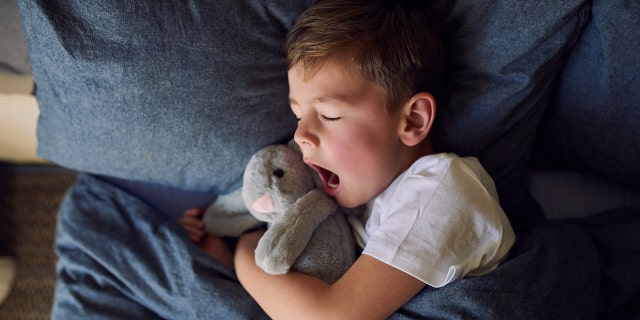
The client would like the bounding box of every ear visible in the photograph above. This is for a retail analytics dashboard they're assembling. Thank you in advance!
[399,92,436,147]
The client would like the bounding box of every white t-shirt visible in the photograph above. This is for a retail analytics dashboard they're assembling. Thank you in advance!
[348,153,515,288]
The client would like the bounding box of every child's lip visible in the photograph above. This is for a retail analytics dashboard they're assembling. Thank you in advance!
[304,159,341,196]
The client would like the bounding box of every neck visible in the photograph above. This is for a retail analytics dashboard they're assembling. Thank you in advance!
[395,139,434,177]
[410,138,434,162]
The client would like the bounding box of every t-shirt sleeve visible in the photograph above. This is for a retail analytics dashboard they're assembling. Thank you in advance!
[361,157,515,288]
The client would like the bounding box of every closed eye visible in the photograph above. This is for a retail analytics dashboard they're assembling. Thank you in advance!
[321,115,341,121]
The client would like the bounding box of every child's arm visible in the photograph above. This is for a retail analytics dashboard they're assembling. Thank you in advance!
[235,229,426,320]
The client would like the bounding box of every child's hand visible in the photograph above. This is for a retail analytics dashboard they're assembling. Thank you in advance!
[178,207,235,269]
[177,207,206,243]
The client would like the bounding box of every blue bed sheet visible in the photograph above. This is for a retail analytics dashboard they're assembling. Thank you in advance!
[51,174,640,319]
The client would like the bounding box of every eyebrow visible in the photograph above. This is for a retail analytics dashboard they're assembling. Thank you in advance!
[316,96,350,105]
[289,95,350,106]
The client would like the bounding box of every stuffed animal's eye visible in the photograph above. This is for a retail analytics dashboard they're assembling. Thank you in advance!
[273,169,284,178]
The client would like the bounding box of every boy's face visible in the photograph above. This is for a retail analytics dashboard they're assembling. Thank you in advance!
[288,59,409,208]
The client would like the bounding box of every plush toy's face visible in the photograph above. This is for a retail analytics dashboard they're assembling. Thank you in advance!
[242,145,316,222]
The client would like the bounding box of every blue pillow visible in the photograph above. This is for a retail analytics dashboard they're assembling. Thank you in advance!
[533,1,640,189]
[432,0,591,233]
[23,0,594,233]
[20,0,312,194]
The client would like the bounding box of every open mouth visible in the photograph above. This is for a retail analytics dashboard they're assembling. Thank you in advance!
[306,162,341,196]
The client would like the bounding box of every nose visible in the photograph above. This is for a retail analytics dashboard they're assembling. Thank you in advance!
[293,116,319,148]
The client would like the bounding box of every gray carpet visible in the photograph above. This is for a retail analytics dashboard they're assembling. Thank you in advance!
[0,164,76,319]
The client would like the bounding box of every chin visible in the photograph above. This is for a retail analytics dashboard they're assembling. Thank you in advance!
[335,197,364,209]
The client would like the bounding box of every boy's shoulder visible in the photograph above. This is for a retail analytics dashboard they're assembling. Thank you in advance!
[405,153,497,194]
[411,152,481,172]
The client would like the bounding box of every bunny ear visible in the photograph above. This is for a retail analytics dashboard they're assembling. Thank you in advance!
[253,193,275,213]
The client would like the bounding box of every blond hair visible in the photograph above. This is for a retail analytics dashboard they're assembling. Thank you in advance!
[286,0,445,112]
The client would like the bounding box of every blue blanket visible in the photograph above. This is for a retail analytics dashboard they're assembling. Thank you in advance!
[52,174,639,319]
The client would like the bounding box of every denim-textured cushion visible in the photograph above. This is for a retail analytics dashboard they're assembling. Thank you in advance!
[19,0,311,193]
[533,1,640,189]
[432,0,591,233]
[22,0,596,233]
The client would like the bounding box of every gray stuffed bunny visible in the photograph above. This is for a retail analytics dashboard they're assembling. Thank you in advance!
[203,141,356,284]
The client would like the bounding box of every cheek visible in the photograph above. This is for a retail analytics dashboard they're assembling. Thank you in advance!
[330,128,391,174]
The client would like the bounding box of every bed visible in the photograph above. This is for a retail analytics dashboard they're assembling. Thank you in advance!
[11,0,640,318]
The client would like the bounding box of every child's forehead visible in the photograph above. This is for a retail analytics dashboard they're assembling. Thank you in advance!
[289,57,362,82]
[288,57,387,109]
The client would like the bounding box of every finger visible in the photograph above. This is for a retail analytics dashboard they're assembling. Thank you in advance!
[183,225,205,237]
[184,207,205,218]
[189,233,204,243]
[178,217,205,229]
[183,209,196,217]
[177,216,197,227]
